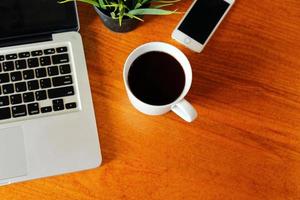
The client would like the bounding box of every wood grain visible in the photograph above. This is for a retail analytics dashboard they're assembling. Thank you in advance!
[1,0,300,199]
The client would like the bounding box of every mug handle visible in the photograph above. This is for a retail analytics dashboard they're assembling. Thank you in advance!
[171,99,198,122]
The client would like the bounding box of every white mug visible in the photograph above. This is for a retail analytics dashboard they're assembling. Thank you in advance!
[123,42,198,122]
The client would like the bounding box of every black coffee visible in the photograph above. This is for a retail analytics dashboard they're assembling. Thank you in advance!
[128,51,185,105]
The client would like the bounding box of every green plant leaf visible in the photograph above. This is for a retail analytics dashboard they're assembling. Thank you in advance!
[118,0,125,26]
[124,13,144,21]
[141,0,152,5]
[134,3,142,9]
[98,0,106,8]
[110,12,116,18]
[58,0,99,7]
[128,8,177,15]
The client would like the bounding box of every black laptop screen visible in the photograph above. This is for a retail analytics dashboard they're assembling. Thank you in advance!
[0,0,78,40]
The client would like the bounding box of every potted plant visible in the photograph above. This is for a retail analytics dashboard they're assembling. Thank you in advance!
[59,0,179,33]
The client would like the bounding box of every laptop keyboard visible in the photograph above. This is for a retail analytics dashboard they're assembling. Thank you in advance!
[0,45,79,123]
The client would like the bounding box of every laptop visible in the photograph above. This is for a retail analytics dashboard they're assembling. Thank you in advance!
[0,0,102,186]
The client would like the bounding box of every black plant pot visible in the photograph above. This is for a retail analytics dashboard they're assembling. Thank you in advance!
[94,6,142,33]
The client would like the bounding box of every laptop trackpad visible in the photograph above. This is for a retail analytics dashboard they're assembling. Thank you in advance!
[0,126,27,180]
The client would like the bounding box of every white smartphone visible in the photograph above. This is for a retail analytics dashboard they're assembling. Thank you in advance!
[172,0,235,53]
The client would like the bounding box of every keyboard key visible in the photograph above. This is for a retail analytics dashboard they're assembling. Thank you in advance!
[56,47,68,53]
[31,50,43,57]
[19,52,30,58]
[35,68,47,78]
[0,63,2,72]
[41,106,52,113]
[15,82,27,93]
[27,80,39,91]
[12,105,27,118]
[3,61,14,71]
[6,54,17,60]
[66,102,77,109]
[52,75,72,87]
[23,92,34,103]
[0,96,9,107]
[53,99,64,111]
[40,78,51,88]
[48,86,74,99]
[52,54,69,64]
[40,56,51,66]
[10,94,22,105]
[28,103,39,115]
[35,90,47,101]
[23,69,34,80]
[0,55,4,61]
[47,66,59,76]
[59,64,71,74]
[44,48,55,55]
[10,71,22,82]
[0,107,11,120]
[15,59,27,70]
[0,73,9,84]
[2,84,14,94]
[27,58,39,68]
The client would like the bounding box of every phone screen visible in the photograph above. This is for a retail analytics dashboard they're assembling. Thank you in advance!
[178,0,230,44]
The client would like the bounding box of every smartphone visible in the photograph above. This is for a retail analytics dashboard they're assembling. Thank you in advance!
[172,0,235,53]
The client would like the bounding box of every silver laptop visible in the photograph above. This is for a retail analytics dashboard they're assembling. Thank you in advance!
[0,1,102,186]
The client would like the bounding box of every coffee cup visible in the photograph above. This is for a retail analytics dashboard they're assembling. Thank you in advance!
[123,42,197,122]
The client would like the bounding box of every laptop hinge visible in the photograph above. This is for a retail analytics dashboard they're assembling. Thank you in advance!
[0,34,53,48]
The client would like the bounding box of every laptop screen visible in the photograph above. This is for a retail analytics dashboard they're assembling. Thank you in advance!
[0,0,78,41]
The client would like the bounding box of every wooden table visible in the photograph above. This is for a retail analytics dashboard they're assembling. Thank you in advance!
[1,0,300,199]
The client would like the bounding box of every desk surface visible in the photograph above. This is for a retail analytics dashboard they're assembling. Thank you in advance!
[1,0,300,199]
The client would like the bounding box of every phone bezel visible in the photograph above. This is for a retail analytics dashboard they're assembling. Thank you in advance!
[172,0,235,53]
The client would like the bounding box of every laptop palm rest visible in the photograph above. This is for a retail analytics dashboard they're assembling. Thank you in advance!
[0,126,27,181]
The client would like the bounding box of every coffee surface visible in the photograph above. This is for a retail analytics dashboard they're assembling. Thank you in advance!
[128,51,185,105]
